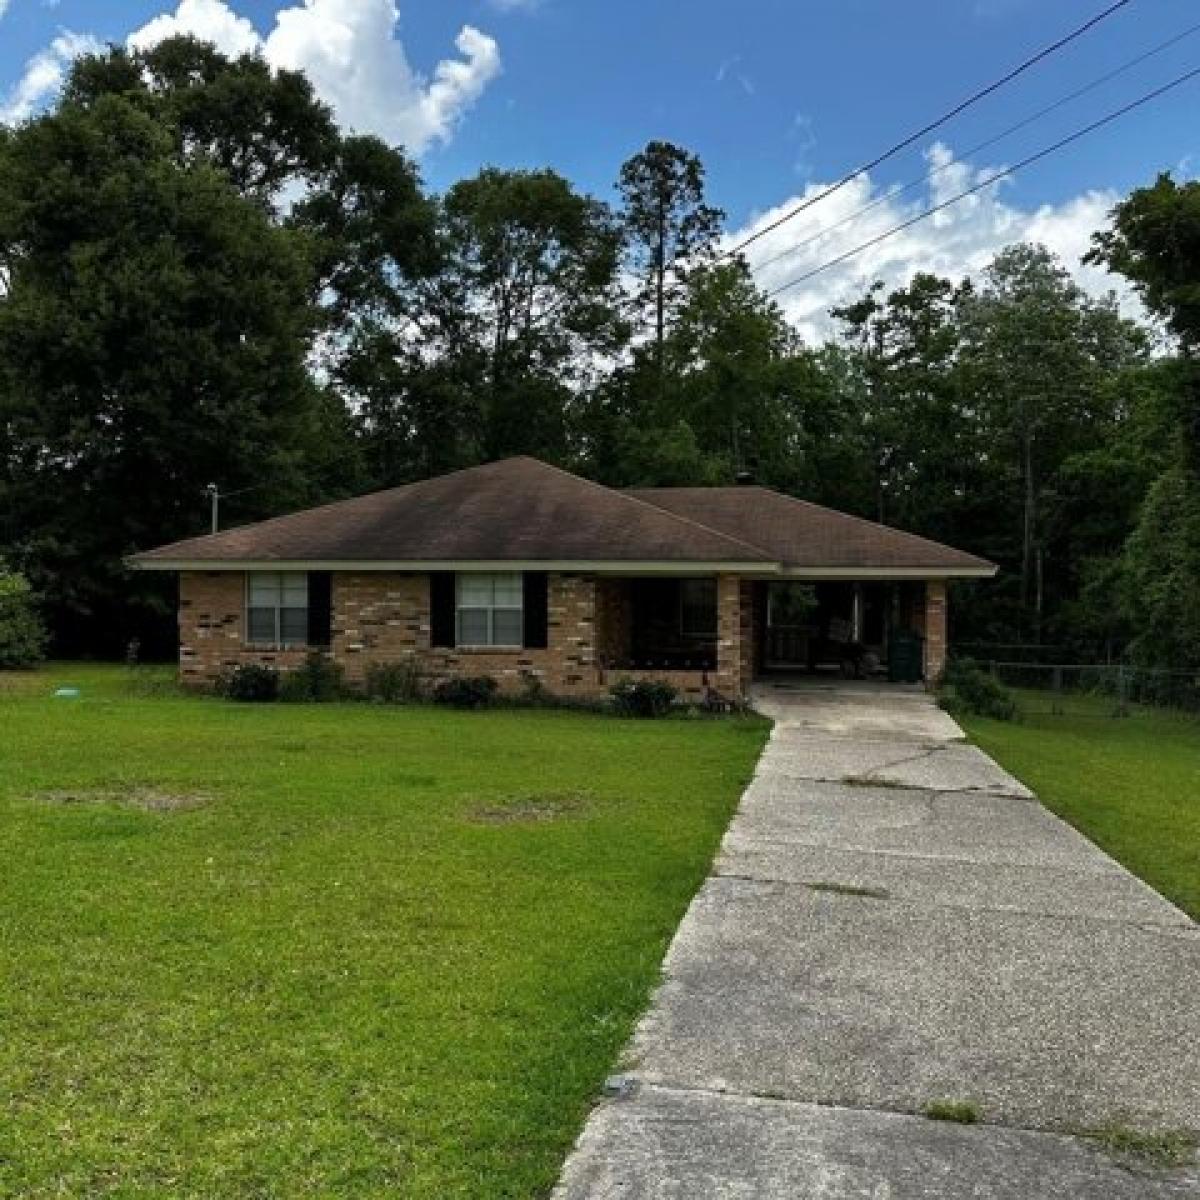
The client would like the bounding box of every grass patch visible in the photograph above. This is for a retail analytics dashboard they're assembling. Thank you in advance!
[465,793,590,825]
[0,663,769,1198]
[923,1100,981,1124]
[961,696,1200,920]
[803,881,890,900]
[36,784,211,812]
[1084,1124,1198,1168]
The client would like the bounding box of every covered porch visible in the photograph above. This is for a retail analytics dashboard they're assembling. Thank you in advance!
[592,574,947,697]
[756,579,946,683]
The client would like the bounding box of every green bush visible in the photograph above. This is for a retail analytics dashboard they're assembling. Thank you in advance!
[365,659,425,704]
[432,675,498,710]
[278,651,345,702]
[221,664,280,703]
[0,564,47,669]
[610,677,678,718]
[942,659,1018,721]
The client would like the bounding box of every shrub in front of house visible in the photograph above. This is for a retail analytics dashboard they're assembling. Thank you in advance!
[221,663,280,703]
[278,652,346,703]
[610,677,678,718]
[365,659,425,704]
[0,563,47,669]
[941,659,1018,721]
[432,675,498,710]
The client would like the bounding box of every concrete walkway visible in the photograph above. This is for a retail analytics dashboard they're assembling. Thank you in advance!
[556,682,1200,1198]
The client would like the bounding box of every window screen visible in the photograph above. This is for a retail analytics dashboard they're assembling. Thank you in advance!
[456,573,524,647]
[246,572,308,647]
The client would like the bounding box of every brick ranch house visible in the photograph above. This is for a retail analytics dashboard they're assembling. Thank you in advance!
[129,457,996,700]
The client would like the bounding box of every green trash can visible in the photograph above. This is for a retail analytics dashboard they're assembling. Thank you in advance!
[887,628,924,683]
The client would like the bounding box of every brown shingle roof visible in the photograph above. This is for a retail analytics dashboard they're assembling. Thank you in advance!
[627,486,995,573]
[131,457,774,566]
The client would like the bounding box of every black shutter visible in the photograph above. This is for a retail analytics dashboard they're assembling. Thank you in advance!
[307,571,332,648]
[430,572,456,648]
[523,572,548,649]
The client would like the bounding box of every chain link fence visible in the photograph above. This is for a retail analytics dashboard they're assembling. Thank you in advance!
[950,654,1200,717]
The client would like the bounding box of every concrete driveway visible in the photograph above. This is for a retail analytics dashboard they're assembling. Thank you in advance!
[556,681,1200,1198]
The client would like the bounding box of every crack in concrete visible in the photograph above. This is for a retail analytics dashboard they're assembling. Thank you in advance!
[603,1079,1200,1175]
[707,865,1197,930]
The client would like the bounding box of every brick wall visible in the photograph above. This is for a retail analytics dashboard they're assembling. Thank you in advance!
[178,572,309,686]
[178,569,756,701]
[332,571,606,695]
[924,580,948,684]
[714,573,748,698]
[594,575,632,666]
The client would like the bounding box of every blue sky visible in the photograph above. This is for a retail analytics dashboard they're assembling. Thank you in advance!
[2,0,1196,337]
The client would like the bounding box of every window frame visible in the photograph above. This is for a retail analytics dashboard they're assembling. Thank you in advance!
[455,572,524,649]
[245,571,309,648]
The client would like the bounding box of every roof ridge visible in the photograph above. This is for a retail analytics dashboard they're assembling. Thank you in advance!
[529,459,775,561]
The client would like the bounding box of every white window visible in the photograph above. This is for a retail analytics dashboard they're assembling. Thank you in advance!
[456,572,523,648]
[246,572,308,646]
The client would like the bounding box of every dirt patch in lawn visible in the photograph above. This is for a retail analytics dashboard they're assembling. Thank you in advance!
[37,785,211,812]
[467,793,590,825]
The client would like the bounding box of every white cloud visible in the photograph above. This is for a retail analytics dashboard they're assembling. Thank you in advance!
[128,0,260,57]
[0,1,10,21]
[127,0,500,155]
[731,142,1131,344]
[0,30,102,125]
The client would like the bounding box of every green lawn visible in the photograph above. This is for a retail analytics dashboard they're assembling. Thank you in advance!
[0,664,769,1198]
[961,696,1200,920]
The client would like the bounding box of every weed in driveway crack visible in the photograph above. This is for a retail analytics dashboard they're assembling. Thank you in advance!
[923,1099,981,1124]
[804,881,890,900]
[1084,1124,1198,1169]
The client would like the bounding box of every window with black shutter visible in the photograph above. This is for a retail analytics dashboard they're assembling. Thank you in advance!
[523,572,549,649]
[307,571,332,648]
[430,572,456,647]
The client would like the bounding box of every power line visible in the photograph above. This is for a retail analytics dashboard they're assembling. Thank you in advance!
[203,445,367,531]
[721,0,1134,264]
[766,63,1200,299]
[750,20,1200,277]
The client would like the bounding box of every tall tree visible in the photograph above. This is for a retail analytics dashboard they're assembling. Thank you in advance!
[1088,175,1200,666]
[832,274,968,530]
[617,141,723,402]
[413,167,626,465]
[0,37,437,653]
[956,244,1144,638]
[0,91,322,652]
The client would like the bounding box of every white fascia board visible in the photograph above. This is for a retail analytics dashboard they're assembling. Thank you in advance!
[773,565,997,580]
[127,558,780,575]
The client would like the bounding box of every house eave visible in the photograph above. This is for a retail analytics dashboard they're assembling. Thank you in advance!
[772,565,997,581]
[128,557,996,580]
[126,557,780,575]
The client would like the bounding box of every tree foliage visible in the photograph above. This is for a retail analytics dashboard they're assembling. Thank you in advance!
[0,562,47,668]
[1,38,1197,672]
[1088,176,1200,667]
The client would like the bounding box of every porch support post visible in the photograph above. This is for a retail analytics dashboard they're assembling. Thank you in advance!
[716,574,748,699]
[924,580,948,685]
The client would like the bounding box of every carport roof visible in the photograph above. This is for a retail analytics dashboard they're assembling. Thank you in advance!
[629,486,996,575]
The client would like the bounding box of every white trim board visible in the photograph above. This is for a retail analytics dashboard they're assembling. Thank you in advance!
[129,558,995,579]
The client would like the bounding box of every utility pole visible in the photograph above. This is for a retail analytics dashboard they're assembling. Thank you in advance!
[206,483,220,534]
